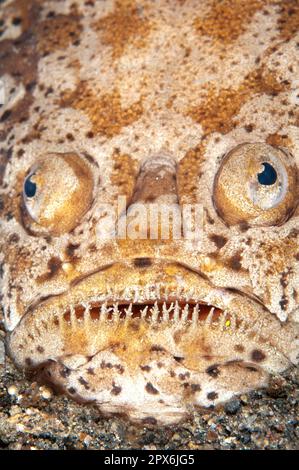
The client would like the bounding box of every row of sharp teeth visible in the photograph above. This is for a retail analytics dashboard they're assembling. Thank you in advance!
[62,301,233,328]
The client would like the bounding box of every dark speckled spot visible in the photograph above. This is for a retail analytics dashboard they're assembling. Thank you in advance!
[150,345,166,352]
[209,234,228,249]
[37,257,62,282]
[66,243,80,258]
[191,384,201,392]
[142,417,157,425]
[78,376,90,390]
[228,252,243,271]
[178,372,190,380]
[206,364,220,378]
[145,382,159,395]
[207,391,218,400]
[133,257,152,268]
[251,349,266,362]
[279,295,288,311]
[60,367,71,378]
[234,344,245,353]
[111,382,122,395]
[173,356,184,362]
[239,221,250,232]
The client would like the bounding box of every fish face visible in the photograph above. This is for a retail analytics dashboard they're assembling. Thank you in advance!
[0,0,298,425]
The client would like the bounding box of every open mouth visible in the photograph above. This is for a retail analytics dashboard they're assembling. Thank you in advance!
[8,259,240,372]
[9,259,288,376]
[6,260,296,425]
[62,301,225,324]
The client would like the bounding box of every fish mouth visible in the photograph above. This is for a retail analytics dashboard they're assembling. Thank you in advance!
[8,259,289,365]
[7,259,295,423]
[8,260,240,367]
[7,259,296,425]
[62,300,225,324]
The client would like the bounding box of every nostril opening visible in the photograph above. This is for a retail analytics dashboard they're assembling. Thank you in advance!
[140,154,177,172]
[131,153,178,204]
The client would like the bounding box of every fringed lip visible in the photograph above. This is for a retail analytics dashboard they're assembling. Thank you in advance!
[7,260,264,371]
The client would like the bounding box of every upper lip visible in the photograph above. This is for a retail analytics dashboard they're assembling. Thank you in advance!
[13,257,271,330]
[21,259,234,320]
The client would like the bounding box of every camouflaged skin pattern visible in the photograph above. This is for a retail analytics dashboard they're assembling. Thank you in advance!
[0,0,298,424]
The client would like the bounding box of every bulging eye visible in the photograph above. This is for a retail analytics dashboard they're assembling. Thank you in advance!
[23,153,94,235]
[213,143,298,227]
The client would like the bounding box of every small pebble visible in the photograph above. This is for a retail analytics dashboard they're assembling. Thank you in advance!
[206,428,218,442]
[225,399,241,415]
[39,385,53,400]
[15,423,25,433]
[7,385,18,396]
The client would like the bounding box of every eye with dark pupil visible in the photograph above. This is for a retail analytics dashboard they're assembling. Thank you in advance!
[24,176,37,198]
[257,162,277,186]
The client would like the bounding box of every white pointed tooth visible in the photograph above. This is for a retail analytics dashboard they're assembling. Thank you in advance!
[124,303,133,318]
[162,302,169,322]
[152,285,158,300]
[173,301,180,322]
[141,306,148,319]
[123,287,131,301]
[206,306,215,325]
[100,302,108,321]
[182,304,189,322]
[83,303,91,327]
[192,304,199,324]
[151,301,159,323]
[169,302,174,318]
[133,287,139,303]
[108,307,114,320]
[112,303,119,322]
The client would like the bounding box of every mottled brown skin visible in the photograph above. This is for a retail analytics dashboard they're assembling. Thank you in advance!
[0,0,298,425]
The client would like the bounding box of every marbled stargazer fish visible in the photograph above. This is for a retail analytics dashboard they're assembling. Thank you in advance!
[0,0,298,425]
